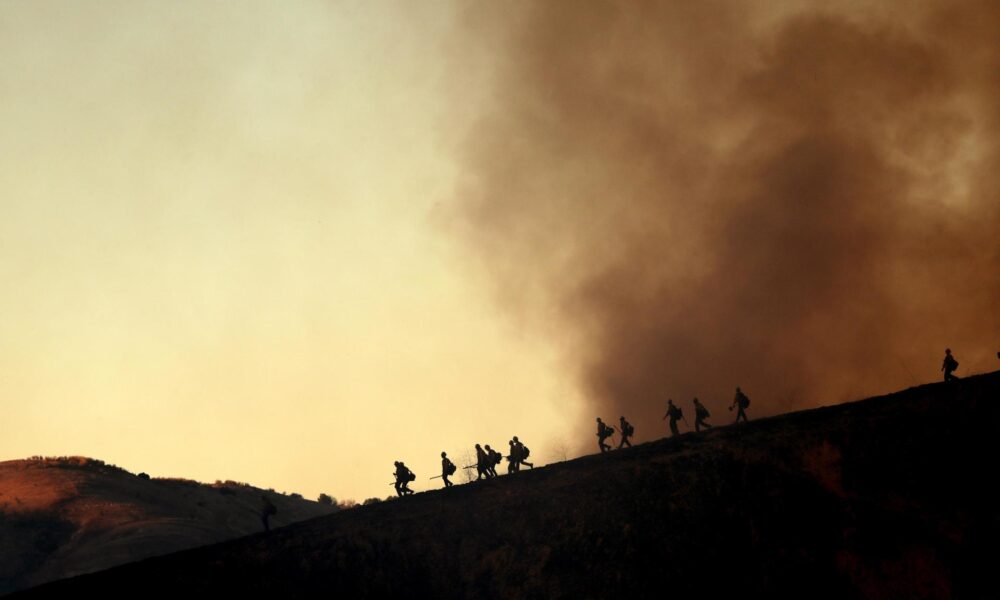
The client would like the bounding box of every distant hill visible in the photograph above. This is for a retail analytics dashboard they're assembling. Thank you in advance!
[0,457,337,594]
[13,372,1000,598]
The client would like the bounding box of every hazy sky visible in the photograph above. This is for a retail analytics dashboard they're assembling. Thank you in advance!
[2,1,996,504]
[0,1,580,502]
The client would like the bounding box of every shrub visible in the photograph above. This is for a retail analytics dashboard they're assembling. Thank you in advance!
[317,493,335,505]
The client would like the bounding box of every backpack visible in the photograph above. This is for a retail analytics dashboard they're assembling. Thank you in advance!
[947,356,959,370]
[521,446,530,459]
[491,450,502,465]
[407,470,416,482]
[697,406,710,419]
[601,423,613,437]
[738,394,750,409]
[446,461,457,475]
[670,405,682,419]
[624,422,634,436]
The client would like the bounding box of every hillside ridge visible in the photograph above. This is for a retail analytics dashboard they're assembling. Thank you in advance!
[0,456,337,594]
[14,372,1000,598]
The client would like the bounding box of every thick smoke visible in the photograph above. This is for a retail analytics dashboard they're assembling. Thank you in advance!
[447,0,1000,441]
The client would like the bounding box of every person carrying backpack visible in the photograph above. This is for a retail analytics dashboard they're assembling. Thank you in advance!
[662,399,683,437]
[730,387,750,424]
[474,444,491,481]
[693,397,712,432]
[440,451,456,488]
[596,418,614,453]
[507,440,521,474]
[394,461,416,496]
[485,445,501,477]
[618,416,634,448]
[942,348,960,382]
[511,436,533,470]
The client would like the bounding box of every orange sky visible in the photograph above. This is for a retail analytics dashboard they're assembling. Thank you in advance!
[2,1,996,503]
[0,1,582,502]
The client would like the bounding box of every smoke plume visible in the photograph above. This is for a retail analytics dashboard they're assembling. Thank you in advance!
[446,0,1000,440]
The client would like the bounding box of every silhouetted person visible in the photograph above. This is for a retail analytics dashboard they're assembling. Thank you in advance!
[485,445,501,477]
[618,416,633,448]
[596,418,614,452]
[507,440,520,473]
[260,495,277,532]
[441,451,456,488]
[475,444,489,481]
[513,436,533,469]
[662,399,683,436]
[394,461,415,497]
[942,348,960,382]
[730,386,750,423]
[693,397,712,432]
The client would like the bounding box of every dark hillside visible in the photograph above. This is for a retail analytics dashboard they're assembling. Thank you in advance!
[0,458,336,594]
[17,373,1000,599]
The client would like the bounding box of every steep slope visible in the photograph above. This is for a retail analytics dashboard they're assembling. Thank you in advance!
[0,458,337,594]
[15,372,1000,599]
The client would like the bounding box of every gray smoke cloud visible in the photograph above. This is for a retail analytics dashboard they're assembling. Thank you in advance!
[445,0,1000,443]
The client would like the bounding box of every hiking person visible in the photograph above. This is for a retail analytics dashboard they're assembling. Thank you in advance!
[618,416,634,448]
[596,417,614,453]
[507,440,521,474]
[513,436,533,469]
[475,444,489,481]
[942,348,960,382]
[662,399,683,437]
[730,387,750,423]
[693,397,712,432]
[485,445,501,477]
[394,461,416,497]
[260,495,277,532]
[440,451,456,488]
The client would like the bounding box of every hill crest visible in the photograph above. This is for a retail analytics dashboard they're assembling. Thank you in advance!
[16,372,999,598]
[0,456,337,594]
